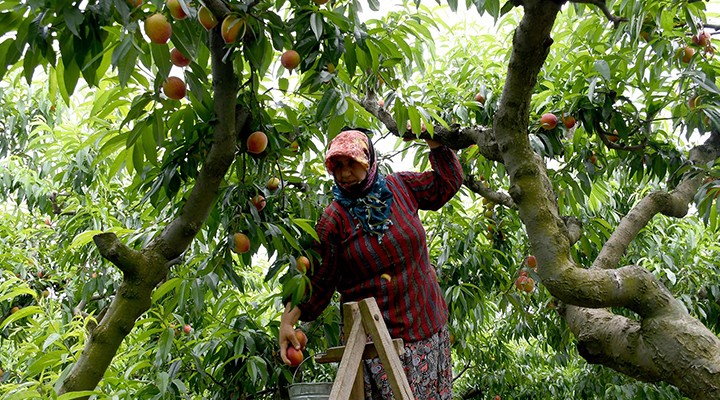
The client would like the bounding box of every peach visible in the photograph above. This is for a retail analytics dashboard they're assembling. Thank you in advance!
[170,48,191,67]
[525,255,537,269]
[198,6,218,31]
[540,113,558,130]
[251,194,266,212]
[166,0,187,20]
[281,50,301,70]
[295,329,308,349]
[221,15,245,44]
[561,114,575,129]
[247,131,268,154]
[287,346,303,367]
[607,130,619,142]
[162,76,186,100]
[680,46,695,64]
[692,30,711,47]
[233,232,250,254]
[266,177,280,190]
[297,256,310,274]
[145,13,172,44]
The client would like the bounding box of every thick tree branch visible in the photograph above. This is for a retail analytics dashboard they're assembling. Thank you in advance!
[464,174,515,208]
[562,306,663,382]
[488,3,720,396]
[153,24,240,261]
[561,216,582,245]
[355,94,501,160]
[547,265,686,317]
[562,304,720,400]
[93,233,144,278]
[204,0,231,19]
[594,129,720,270]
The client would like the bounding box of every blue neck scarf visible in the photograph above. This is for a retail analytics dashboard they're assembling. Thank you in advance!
[332,174,394,239]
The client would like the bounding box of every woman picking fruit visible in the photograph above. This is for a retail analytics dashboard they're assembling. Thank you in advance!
[278,129,463,399]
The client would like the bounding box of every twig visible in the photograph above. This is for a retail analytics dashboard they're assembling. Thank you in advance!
[570,0,627,27]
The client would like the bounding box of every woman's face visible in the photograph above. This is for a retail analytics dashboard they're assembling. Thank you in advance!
[330,156,368,189]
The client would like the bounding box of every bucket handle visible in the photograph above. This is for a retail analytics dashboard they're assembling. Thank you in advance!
[291,353,320,384]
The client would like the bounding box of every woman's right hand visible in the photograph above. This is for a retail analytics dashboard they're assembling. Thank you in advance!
[279,303,302,366]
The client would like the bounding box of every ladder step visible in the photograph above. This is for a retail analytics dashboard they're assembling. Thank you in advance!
[314,338,405,364]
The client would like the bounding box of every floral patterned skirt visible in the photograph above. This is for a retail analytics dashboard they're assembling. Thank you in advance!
[362,325,453,400]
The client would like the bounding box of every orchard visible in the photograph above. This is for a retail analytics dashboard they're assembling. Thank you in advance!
[0,0,719,399]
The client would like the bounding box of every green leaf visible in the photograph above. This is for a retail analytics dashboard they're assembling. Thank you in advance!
[486,0,500,19]
[151,42,172,79]
[1,305,42,329]
[343,36,357,78]
[155,328,174,367]
[42,332,63,351]
[69,230,102,249]
[63,8,83,37]
[0,286,37,303]
[152,277,182,303]
[57,391,101,400]
[407,106,421,134]
[594,60,611,81]
[69,227,135,250]
[310,13,324,41]
[315,88,340,121]
[275,224,301,252]
[132,136,145,175]
[113,35,139,88]
[0,38,21,82]
[291,217,319,242]
[121,94,153,129]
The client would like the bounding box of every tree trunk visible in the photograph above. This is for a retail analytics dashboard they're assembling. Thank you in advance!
[493,1,720,398]
[58,15,239,395]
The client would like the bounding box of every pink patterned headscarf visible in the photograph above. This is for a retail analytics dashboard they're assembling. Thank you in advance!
[324,130,370,174]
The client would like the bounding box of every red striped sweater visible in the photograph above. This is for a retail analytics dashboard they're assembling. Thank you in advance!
[298,145,463,342]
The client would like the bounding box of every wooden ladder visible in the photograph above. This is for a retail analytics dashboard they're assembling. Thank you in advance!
[314,297,413,400]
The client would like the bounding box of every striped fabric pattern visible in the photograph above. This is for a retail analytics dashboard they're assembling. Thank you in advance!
[298,146,463,342]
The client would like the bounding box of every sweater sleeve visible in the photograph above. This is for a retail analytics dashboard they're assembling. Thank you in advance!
[396,145,463,210]
[296,209,340,321]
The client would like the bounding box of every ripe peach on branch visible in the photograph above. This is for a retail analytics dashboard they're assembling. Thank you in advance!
[247,131,268,154]
[281,50,301,70]
[144,14,172,44]
[540,113,558,130]
[162,76,187,100]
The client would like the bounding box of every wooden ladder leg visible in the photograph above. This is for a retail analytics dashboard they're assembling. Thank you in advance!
[358,298,414,400]
[330,302,366,400]
[342,302,366,400]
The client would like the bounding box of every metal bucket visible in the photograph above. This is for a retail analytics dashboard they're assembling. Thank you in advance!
[288,382,333,400]
[288,354,333,400]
